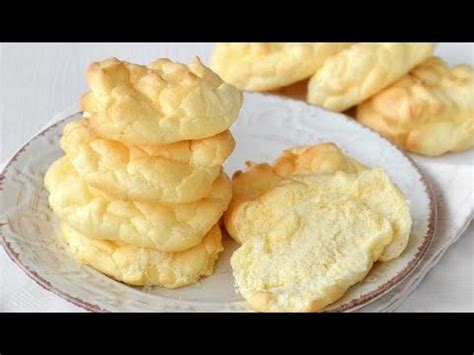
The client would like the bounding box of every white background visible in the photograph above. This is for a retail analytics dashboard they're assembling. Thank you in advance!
[0,43,472,311]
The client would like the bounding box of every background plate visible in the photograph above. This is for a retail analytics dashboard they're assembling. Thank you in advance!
[0,93,436,312]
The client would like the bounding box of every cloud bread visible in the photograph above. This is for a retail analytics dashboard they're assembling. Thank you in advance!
[307,43,435,112]
[82,57,242,145]
[291,169,412,261]
[231,194,393,312]
[61,222,223,288]
[61,120,234,204]
[45,157,232,252]
[224,143,366,243]
[228,168,411,262]
[211,43,351,91]
[356,57,474,156]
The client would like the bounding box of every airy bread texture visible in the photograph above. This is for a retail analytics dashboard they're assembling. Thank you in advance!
[307,43,435,112]
[224,143,365,243]
[82,57,242,145]
[45,157,232,252]
[228,168,411,262]
[356,57,474,156]
[291,169,412,261]
[62,222,223,288]
[61,120,235,204]
[231,194,393,312]
[211,43,351,91]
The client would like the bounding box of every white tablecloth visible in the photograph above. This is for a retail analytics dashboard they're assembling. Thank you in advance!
[1,43,473,312]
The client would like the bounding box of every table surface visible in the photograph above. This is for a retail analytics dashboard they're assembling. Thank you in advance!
[0,43,472,312]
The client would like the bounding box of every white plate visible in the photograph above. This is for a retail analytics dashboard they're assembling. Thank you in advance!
[0,93,436,312]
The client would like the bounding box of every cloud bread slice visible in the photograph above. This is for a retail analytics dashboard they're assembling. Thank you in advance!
[231,194,393,312]
[224,143,365,243]
[61,119,235,204]
[62,222,223,288]
[82,57,242,145]
[45,157,232,253]
[227,168,411,262]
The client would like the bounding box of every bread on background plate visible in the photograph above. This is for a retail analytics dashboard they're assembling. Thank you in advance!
[211,43,351,91]
[307,43,435,112]
[356,57,474,156]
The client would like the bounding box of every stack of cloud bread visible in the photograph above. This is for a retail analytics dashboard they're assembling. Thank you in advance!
[44,57,243,288]
[224,143,412,312]
[212,43,474,157]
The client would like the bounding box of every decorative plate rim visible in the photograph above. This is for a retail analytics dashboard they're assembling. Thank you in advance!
[0,99,437,312]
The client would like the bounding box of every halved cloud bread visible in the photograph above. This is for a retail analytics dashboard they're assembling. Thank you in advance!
[231,194,393,312]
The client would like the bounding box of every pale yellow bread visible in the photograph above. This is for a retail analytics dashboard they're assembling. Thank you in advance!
[82,57,242,145]
[224,142,365,242]
[228,168,411,262]
[211,43,351,91]
[290,169,411,261]
[45,157,232,252]
[307,43,435,112]
[61,119,234,204]
[231,194,393,312]
[356,57,474,156]
[61,222,223,288]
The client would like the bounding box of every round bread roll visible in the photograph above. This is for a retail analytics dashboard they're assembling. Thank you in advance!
[356,57,474,156]
[231,194,393,312]
[45,157,232,252]
[61,222,223,288]
[211,43,351,91]
[82,57,242,145]
[224,143,365,242]
[61,120,235,204]
[307,43,435,112]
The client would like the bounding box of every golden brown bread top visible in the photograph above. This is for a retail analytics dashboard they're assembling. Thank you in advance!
[82,57,242,145]
[61,119,234,204]
[211,43,351,91]
[356,57,474,156]
[307,43,435,112]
